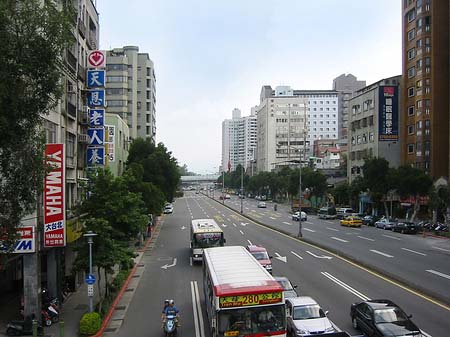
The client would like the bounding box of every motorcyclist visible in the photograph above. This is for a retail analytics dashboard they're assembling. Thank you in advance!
[162,299,180,327]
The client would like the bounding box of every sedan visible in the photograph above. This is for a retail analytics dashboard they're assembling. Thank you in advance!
[163,204,173,214]
[362,215,378,226]
[375,217,397,230]
[340,216,362,227]
[292,211,307,221]
[351,299,422,337]
[257,201,267,208]
[392,221,419,234]
[286,296,336,336]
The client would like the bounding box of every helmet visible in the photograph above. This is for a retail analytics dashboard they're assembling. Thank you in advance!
[164,299,169,304]
[169,299,174,305]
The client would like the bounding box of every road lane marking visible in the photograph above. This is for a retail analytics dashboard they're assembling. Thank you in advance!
[402,248,426,256]
[190,281,205,337]
[321,272,371,301]
[303,228,316,232]
[274,252,287,263]
[331,237,348,243]
[358,236,375,241]
[239,230,245,235]
[305,221,313,224]
[432,246,450,253]
[327,227,339,232]
[283,221,292,226]
[291,251,303,259]
[382,234,401,241]
[247,240,253,245]
[270,217,276,220]
[306,251,332,259]
[232,223,237,227]
[326,221,335,224]
[370,250,393,258]
[426,269,450,280]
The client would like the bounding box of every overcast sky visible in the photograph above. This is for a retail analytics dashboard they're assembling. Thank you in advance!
[97,0,402,174]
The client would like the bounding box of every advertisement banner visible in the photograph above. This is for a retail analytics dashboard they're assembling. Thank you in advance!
[44,144,66,247]
[378,86,399,141]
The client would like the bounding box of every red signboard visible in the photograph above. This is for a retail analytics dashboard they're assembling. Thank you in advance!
[44,144,66,247]
[88,50,106,68]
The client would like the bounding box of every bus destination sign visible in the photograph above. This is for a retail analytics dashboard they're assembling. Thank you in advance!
[219,292,282,308]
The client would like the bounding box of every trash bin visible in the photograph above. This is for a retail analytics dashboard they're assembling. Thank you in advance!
[274,204,277,211]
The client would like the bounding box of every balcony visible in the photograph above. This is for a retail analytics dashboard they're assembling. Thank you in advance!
[78,19,86,38]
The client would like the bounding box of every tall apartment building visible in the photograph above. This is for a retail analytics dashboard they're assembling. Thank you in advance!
[401,0,449,179]
[105,46,156,141]
[221,108,257,172]
[333,73,366,141]
[347,76,402,183]
[256,86,339,172]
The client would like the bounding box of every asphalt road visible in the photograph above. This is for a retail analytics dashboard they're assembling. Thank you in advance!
[216,193,450,305]
[116,192,450,337]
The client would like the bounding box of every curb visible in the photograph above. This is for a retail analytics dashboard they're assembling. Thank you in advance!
[207,194,450,308]
[90,218,161,337]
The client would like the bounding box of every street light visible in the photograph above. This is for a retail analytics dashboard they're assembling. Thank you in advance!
[83,231,97,313]
[222,171,225,204]
[240,165,244,214]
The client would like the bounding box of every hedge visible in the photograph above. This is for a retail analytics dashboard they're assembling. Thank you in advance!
[79,312,101,335]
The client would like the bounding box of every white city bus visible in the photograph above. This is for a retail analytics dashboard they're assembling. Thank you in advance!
[190,219,225,263]
[203,246,286,337]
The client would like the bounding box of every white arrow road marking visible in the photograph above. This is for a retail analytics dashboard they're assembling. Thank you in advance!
[303,228,316,232]
[283,221,292,226]
[274,252,287,263]
[240,222,248,226]
[402,248,426,256]
[247,240,253,245]
[326,221,335,224]
[291,251,303,260]
[233,223,237,227]
[370,250,393,258]
[251,210,256,212]
[331,237,348,243]
[321,272,371,301]
[306,251,332,259]
[239,230,245,235]
[327,227,339,232]
[383,234,401,241]
[432,246,450,253]
[270,217,276,220]
[358,236,375,241]
[161,258,177,269]
[221,223,227,227]
[426,269,450,280]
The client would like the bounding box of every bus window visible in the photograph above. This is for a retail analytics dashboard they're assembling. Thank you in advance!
[193,232,223,248]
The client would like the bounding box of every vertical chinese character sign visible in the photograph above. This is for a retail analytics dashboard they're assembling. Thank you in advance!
[378,86,399,141]
[86,50,106,167]
[105,125,115,162]
[44,144,66,248]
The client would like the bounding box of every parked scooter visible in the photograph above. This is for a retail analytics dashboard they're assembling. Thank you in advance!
[41,308,53,327]
[162,314,178,337]
[6,316,44,336]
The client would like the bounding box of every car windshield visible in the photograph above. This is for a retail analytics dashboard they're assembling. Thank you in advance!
[193,232,223,248]
[374,308,409,323]
[251,251,269,260]
[293,304,325,320]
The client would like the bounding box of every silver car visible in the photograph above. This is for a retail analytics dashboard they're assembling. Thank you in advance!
[375,217,397,230]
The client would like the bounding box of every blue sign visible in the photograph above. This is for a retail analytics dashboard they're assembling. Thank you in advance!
[87,89,105,107]
[87,70,105,88]
[378,86,399,141]
[87,128,104,146]
[87,146,105,166]
[89,109,105,127]
[85,274,96,285]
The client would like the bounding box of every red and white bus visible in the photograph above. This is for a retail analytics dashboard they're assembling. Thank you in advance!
[203,246,286,337]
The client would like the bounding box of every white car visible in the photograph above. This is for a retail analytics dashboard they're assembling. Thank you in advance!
[292,211,307,221]
[286,296,336,336]
[163,204,173,214]
[257,201,267,208]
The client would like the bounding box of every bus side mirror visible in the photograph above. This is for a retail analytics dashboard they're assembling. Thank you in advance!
[293,285,298,289]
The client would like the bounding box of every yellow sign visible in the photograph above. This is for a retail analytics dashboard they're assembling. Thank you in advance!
[219,292,282,308]
[224,331,239,336]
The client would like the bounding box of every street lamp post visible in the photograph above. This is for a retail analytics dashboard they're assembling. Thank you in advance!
[83,231,97,313]
[222,171,225,204]
[297,161,302,238]
[240,165,244,214]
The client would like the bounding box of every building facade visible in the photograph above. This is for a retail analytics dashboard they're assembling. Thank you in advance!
[347,76,402,183]
[105,46,156,141]
[105,113,130,177]
[221,108,257,172]
[401,0,449,179]
[333,73,366,141]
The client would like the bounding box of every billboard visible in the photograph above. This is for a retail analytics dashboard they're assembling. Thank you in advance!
[378,86,399,141]
[44,144,66,247]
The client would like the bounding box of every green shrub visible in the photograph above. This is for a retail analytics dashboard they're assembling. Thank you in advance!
[111,269,130,292]
[79,312,101,335]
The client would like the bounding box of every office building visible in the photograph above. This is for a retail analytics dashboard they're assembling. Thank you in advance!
[401,0,449,179]
[105,46,156,141]
[347,76,402,183]
[221,108,257,172]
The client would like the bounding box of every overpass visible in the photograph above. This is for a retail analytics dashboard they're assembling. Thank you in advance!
[180,174,220,185]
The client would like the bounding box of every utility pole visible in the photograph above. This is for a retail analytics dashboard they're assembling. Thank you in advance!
[298,102,307,238]
[222,171,225,204]
[240,165,244,214]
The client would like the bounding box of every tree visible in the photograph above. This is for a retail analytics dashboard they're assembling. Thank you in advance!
[331,183,350,206]
[361,158,391,215]
[0,0,74,245]
[178,164,196,176]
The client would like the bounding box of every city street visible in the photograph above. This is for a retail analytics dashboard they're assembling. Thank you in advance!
[115,192,449,337]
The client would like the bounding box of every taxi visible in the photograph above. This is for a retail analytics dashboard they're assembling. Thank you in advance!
[340,215,362,227]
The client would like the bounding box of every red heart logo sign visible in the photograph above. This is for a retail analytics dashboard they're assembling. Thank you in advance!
[88,51,105,67]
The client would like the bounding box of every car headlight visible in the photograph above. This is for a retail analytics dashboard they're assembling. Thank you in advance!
[296,328,307,334]
[325,326,335,332]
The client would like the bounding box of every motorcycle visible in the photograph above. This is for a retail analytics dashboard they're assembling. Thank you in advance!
[41,308,53,327]
[6,316,44,336]
[163,314,178,337]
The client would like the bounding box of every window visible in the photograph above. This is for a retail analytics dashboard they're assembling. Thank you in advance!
[368,116,374,126]
[408,66,415,78]
[416,80,422,89]
[106,88,126,95]
[407,48,416,60]
[106,64,127,71]
[408,106,415,116]
[407,29,415,41]
[369,132,374,142]
[66,132,75,158]
[407,9,415,22]
[106,100,127,107]
[407,144,415,154]
[416,59,423,69]
[408,125,415,134]
[408,87,415,97]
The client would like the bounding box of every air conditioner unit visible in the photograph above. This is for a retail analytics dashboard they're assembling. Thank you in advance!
[78,134,89,143]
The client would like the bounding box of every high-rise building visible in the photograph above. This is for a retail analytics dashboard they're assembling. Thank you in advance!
[347,76,402,183]
[401,0,449,179]
[256,86,339,172]
[333,73,366,140]
[105,46,156,141]
[221,108,257,172]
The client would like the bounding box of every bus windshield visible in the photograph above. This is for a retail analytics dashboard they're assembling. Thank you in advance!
[218,304,285,335]
[193,232,223,248]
